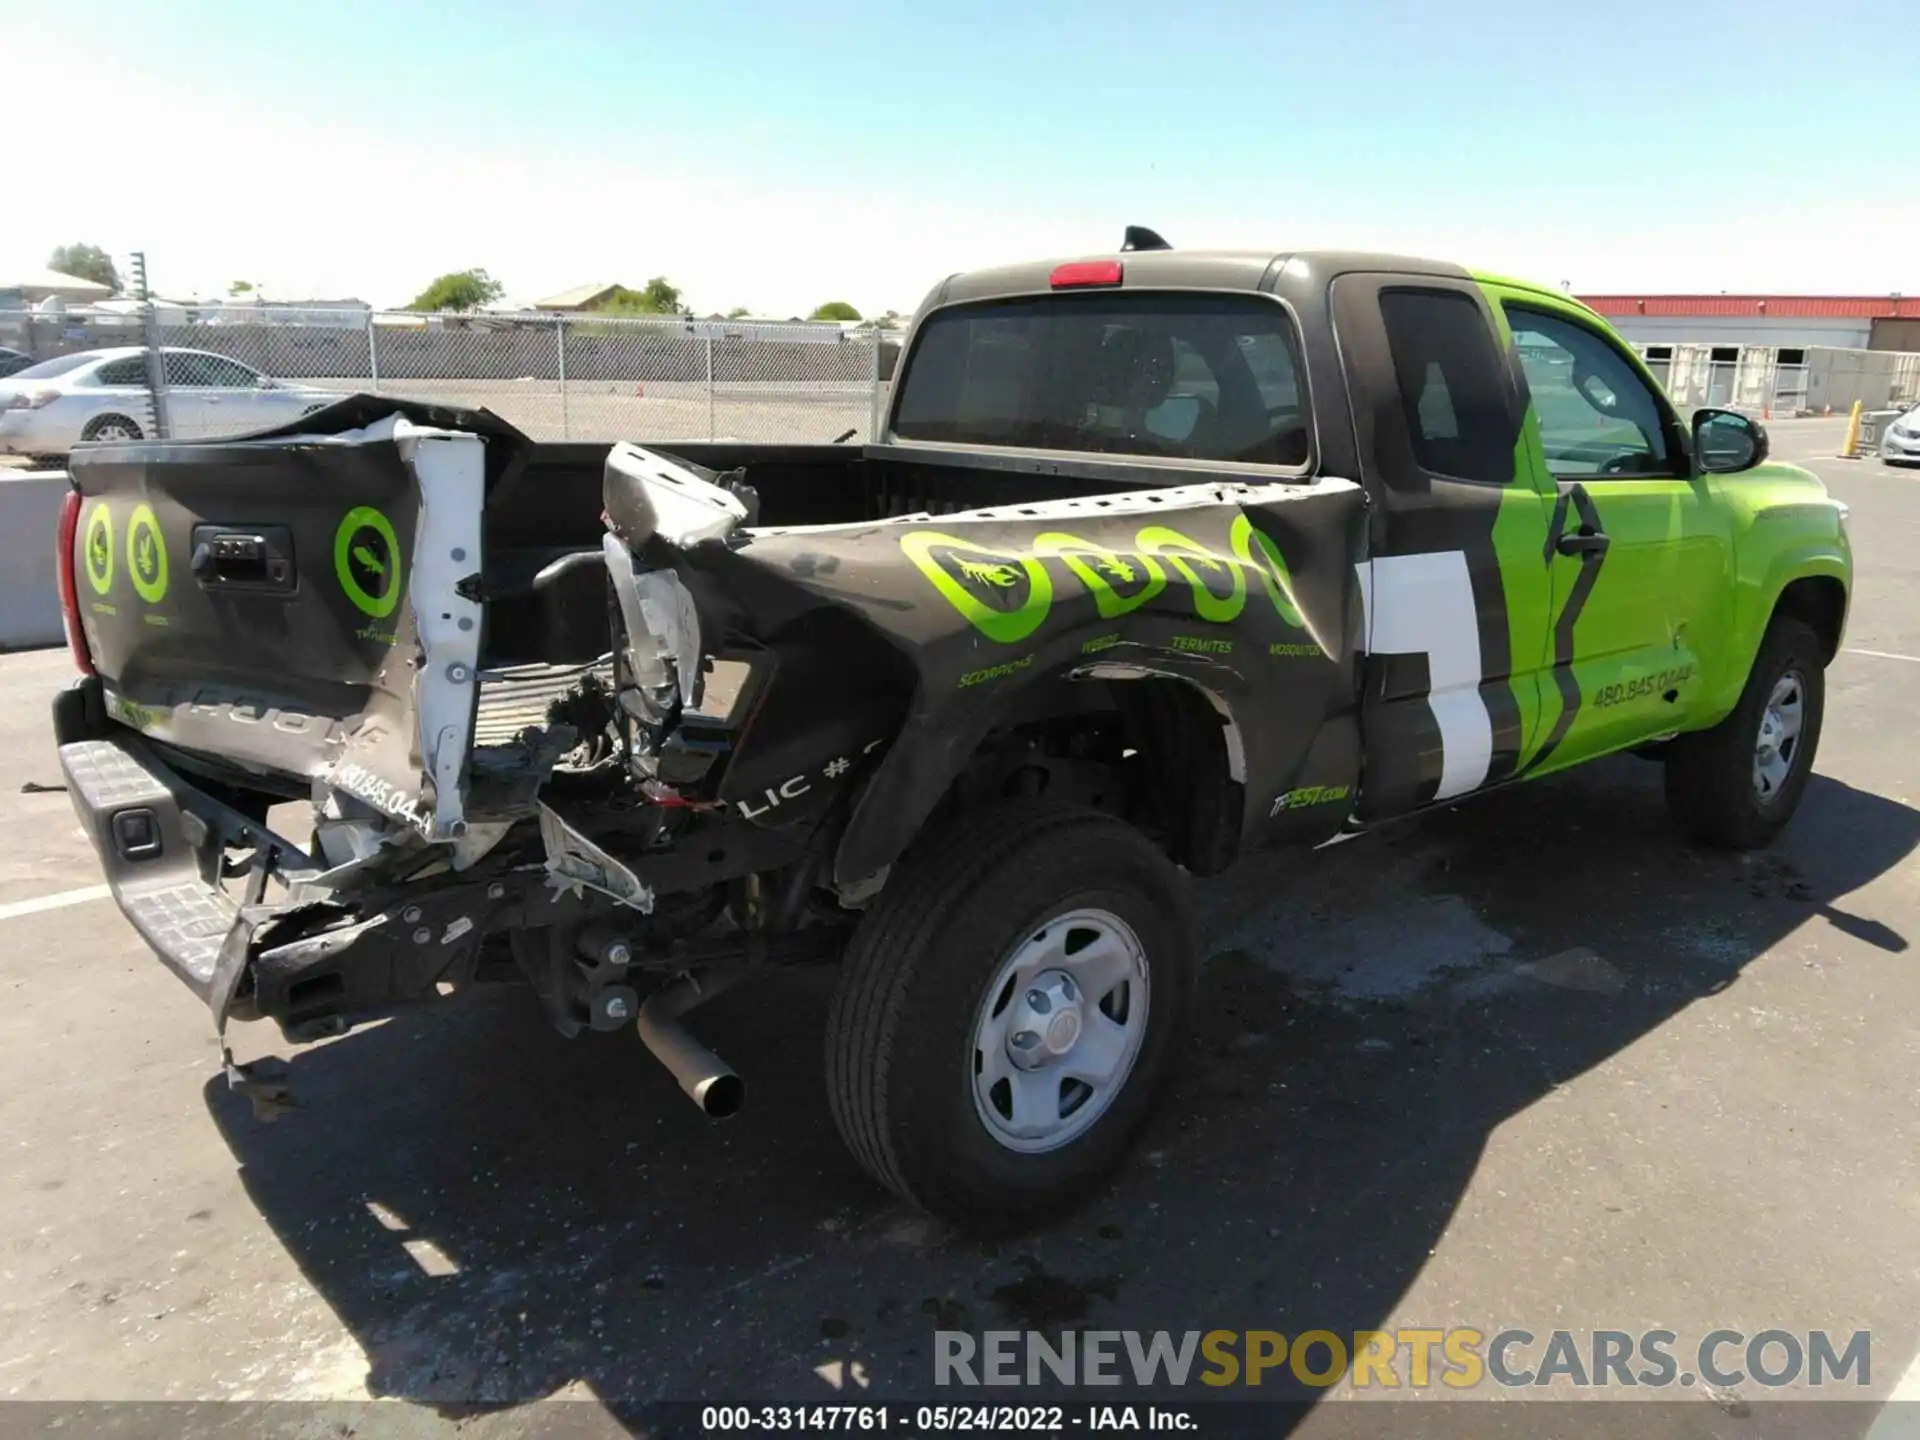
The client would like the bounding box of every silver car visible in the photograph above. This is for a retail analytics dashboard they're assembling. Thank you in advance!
[1882,403,1920,466]
[0,347,333,459]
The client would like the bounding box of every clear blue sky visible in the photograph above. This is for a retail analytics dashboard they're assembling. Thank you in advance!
[10,0,1906,313]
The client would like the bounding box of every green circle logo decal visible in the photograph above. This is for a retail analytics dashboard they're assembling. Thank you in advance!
[126,504,168,604]
[334,506,402,619]
[84,504,114,595]
[1137,525,1245,625]
[1229,513,1306,629]
[1033,531,1167,620]
[901,530,1052,645]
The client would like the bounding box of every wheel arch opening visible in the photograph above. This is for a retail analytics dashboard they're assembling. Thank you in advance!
[1773,575,1847,664]
[943,666,1245,877]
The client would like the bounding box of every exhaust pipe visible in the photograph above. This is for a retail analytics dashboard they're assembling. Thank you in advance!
[636,968,747,1118]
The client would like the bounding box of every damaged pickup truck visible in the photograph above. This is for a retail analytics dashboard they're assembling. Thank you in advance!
[53,237,1851,1227]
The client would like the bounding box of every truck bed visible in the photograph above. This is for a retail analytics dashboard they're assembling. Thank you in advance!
[479,437,1198,667]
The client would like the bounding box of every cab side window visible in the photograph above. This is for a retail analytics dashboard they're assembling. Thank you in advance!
[1377,288,1515,485]
[1504,307,1676,478]
[95,358,147,386]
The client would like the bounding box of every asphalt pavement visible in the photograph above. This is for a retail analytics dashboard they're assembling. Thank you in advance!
[2,418,1918,1438]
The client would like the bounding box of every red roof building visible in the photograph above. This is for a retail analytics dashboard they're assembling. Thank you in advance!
[1576,294,1919,353]
[1580,294,1919,320]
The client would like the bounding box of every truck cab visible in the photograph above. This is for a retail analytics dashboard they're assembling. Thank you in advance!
[895,246,1846,830]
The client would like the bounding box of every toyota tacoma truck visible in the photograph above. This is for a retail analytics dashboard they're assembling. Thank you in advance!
[51,233,1851,1228]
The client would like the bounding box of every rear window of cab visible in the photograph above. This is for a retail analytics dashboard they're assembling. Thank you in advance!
[892,292,1310,468]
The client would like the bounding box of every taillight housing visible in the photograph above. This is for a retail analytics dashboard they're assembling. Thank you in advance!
[55,489,94,676]
[25,389,60,409]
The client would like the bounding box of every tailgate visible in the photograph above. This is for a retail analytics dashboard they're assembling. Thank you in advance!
[68,402,511,841]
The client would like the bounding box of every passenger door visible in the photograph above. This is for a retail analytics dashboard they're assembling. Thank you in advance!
[1492,295,1734,773]
[1331,275,1558,820]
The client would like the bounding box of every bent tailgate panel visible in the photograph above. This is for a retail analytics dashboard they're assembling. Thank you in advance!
[69,414,487,838]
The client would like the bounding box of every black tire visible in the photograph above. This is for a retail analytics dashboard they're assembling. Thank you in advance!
[825,800,1196,1230]
[1664,617,1825,849]
[81,414,143,443]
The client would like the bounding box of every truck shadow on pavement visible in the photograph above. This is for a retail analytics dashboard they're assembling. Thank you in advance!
[205,758,1919,1430]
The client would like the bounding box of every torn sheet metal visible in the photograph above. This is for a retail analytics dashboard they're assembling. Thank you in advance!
[538,803,655,912]
[398,424,486,841]
[603,441,750,548]
[604,535,703,723]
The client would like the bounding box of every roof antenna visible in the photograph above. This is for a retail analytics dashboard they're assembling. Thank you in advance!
[1121,225,1171,253]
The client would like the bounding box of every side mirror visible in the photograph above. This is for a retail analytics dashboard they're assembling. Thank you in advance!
[1693,407,1768,474]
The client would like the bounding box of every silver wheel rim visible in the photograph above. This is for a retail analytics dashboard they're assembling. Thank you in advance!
[970,907,1150,1154]
[92,422,136,441]
[1753,670,1805,802]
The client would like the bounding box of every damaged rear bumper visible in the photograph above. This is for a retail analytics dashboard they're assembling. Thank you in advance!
[53,680,499,1039]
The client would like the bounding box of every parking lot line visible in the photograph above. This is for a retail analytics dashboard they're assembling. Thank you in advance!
[1846,648,1920,665]
[0,884,112,924]
[1865,1342,1920,1438]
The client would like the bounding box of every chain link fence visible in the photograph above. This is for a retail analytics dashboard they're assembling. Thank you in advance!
[17,284,1916,461]
[2,298,902,448]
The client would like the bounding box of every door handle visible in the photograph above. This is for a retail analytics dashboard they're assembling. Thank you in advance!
[1545,482,1609,563]
[1556,528,1609,558]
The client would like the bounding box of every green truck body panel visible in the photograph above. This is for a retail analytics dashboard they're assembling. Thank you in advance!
[1460,276,1850,781]
[1713,478,1852,713]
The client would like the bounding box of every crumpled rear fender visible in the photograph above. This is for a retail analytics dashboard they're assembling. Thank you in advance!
[672,476,1370,886]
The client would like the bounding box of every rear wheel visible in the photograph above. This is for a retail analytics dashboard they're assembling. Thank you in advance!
[81,414,143,443]
[1664,618,1825,848]
[825,800,1196,1230]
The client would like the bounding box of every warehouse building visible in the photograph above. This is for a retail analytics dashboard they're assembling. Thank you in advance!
[1574,293,1920,414]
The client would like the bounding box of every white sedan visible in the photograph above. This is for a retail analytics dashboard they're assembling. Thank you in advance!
[0,347,334,459]
[1882,403,1920,466]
